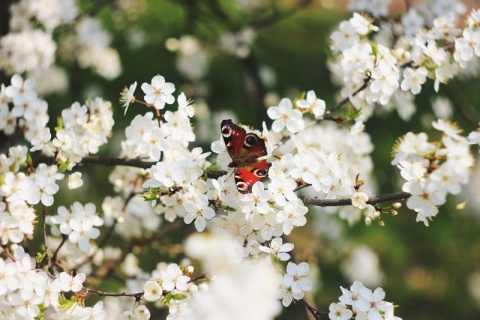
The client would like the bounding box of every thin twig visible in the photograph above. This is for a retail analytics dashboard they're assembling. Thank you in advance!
[49,234,68,274]
[326,79,370,115]
[302,191,411,207]
[85,288,144,299]
[84,272,207,300]
[81,156,155,169]
[301,299,328,319]
[42,206,51,267]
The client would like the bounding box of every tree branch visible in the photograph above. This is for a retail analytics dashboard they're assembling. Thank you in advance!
[41,155,411,208]
[42,206,51,267]
[303,191,411,207]
[80,156,155,169]
[85,288,144,299]
[301,299,328,319]
[49,234,68,275]
[326,78,370,115]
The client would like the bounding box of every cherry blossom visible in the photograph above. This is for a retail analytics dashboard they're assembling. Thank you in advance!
[267,98,305,133]
[296,90,326,118]
[141,75,175,110]
[120,81,137,115]
[282,262,312,302]
[259,237,294,261]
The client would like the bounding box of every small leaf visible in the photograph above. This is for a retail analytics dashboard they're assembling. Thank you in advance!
[161,293,173,304]
[21,153,32,168]
[34,303,47,320]
[36,251,47,264]
[293,91,306,108]
[58,295,76,311]
[370,41,378,57]
[55,117,63,132]
[58,159,70,173]
[269,252,279,264]
[172,293,187,301]
[143,188,160,201]
[346,106,362,121]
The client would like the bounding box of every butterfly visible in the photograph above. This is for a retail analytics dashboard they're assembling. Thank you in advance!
[221,119,270,194]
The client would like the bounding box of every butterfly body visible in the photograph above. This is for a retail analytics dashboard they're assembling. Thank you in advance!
[221,119,270,193]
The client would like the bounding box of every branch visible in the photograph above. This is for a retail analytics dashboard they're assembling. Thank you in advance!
[80,156,155,169]
[326,78,370,115]
[85,288,144,299]
[84,273,206,300]
[41,155,410,208]
[41,206,51,267]
[302,191,411,207]
[301,299,328,320]
[82,156,228,179]
[49,234,68,275]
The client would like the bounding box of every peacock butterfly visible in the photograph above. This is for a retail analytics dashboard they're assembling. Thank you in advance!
[221,119,270,193]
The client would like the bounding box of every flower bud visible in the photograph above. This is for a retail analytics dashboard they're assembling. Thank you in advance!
[392,202,402,209]
[365,217,372,226]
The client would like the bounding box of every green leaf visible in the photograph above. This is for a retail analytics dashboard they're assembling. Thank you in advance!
[270,252,279,264]
[21,153,32,167]
[36,251,47,264]
[58,295,77,311]
[171,293,187,301]
[58,159,70,173]
[162,293,173,304]
[293,91,306,107]
[346,107,362,121]
[34,303,47,320]
[143,188,160,201]
[370,41,378,57]
[55,117,63,132]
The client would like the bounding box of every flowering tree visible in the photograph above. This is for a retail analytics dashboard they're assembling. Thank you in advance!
[1,0,480,319]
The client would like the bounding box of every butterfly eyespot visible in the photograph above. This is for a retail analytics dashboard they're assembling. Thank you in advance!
[255,169,267,177]
[244,134,257,147]
[222,126,232,138]
[236,181,250,193]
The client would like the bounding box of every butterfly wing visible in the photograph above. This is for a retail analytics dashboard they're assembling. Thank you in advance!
[221,119,270,193]
[221,119,247,159]
[234,159,270,193]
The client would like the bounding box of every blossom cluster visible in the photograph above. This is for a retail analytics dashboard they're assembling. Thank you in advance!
[142,263,196,319]
[0,73,115,251]
[0,0,120,94]
[48,202,104,257]
[329,4,480,121]
[0,247,106,319]
[393,119,473,226]
[329,281,401,320]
